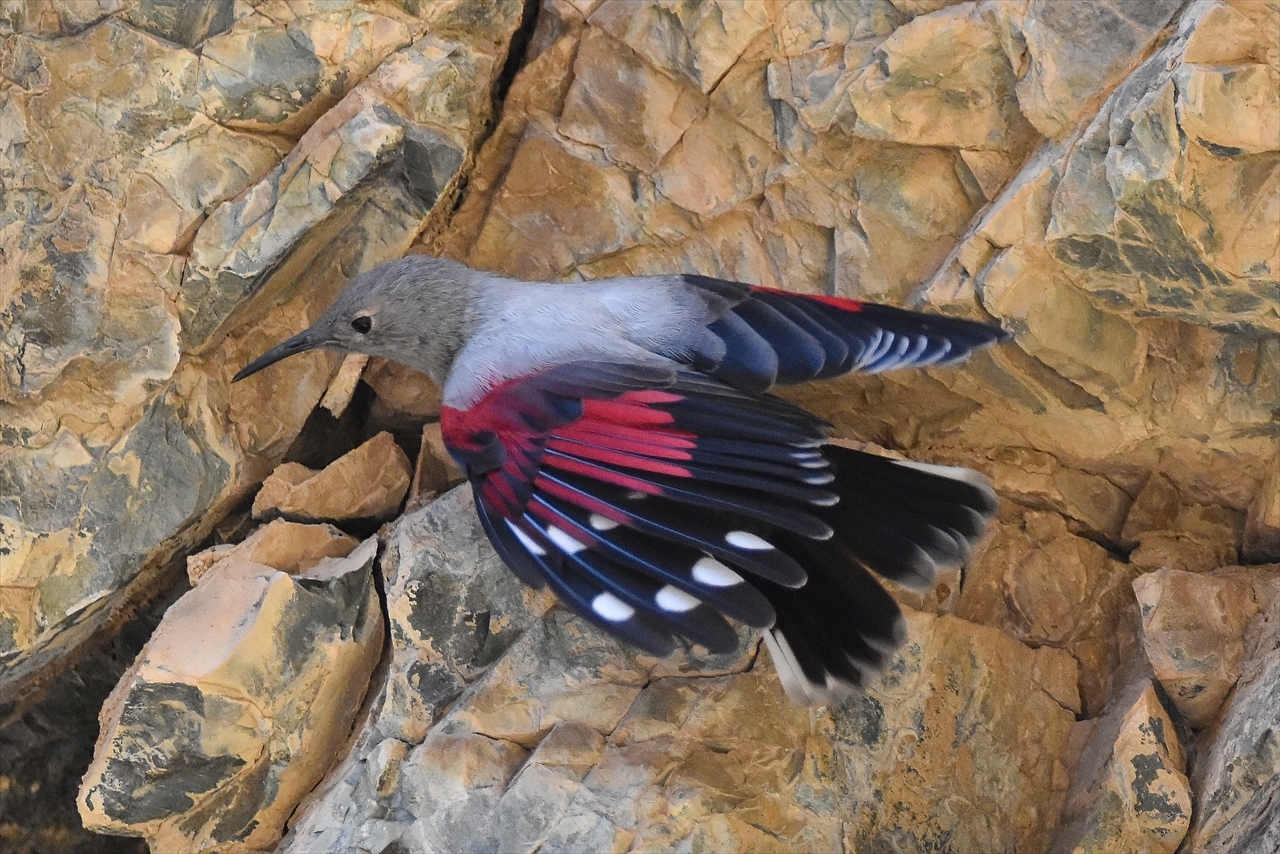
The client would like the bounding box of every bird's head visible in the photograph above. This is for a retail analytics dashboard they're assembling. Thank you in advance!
[232,255,475,385]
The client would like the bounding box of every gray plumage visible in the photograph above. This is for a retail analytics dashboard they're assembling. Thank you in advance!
[235,255,732,408]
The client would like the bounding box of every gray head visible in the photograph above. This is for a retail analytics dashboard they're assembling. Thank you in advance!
[232,255,477,386]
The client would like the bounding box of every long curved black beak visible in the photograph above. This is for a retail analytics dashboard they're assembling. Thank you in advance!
[232,329,321,382]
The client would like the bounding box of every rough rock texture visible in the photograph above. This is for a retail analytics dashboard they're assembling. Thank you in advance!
[0,0,1275,850]
[1053,679,1192,854]
[956,506,1139,716]
[0,581,172,854]
[1134,567,1280,728]
[282,488,1080,854]
[0,0,523,709]
[408,421,466,510]
[251,431,411,523]
[1187,595,1280,852]
[79,534,382,853]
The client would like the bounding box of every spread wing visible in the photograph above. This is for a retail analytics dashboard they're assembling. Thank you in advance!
[440,281,1006,702]
[679,276,1010,394]
[441,361,832,657]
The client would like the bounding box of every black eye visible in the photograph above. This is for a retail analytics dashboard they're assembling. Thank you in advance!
[351,315,372,334]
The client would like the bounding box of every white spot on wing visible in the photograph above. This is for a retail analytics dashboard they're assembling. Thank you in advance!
[692,557,743,587]
[625,490,648,500]
[592,592,635,622]
[655,585,700,612]
[589,513,619,531]
[507,520,545,556]
[725,531,773,550]
[546,525,586,554]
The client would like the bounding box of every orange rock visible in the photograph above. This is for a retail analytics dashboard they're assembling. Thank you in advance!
[79,538,383,852]
[252,432,411,522]
[1133,567,1280,727]
[320,353,370,417]
[1188,592,1280,848]
[1053,680,1191,854]
[364,356,442,421]
[1243,448,1280,562]
[186,518,359,584]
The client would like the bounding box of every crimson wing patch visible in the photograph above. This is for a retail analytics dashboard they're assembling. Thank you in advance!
[442,361,830,657]
[441,359,997,705]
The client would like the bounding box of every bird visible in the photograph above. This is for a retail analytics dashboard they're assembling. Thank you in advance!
[233,255,1008,704]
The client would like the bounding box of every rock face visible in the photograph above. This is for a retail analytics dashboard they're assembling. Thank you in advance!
[0,0,1275,850]
[251,431,412,523]
[1187,596,1280,852]
[1053,680,1192,854]
[282,488,1080,854]
[1134,567,1280,728]
[79,532,382,853]
[0,0,525,710]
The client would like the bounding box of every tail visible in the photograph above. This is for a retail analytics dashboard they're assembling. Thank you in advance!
[758,444,997,704]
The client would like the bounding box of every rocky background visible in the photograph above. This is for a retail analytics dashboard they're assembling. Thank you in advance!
[0,0,1276,851]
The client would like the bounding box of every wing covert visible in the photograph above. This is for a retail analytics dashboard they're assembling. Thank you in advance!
[441,363,846,655]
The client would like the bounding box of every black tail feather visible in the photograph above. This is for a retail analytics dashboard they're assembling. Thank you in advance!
[755,444,996,703]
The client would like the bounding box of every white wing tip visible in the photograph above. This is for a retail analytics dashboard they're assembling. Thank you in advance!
[762,631,862,707]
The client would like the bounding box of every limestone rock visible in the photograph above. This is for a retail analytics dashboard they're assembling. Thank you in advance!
[1012,0,1183,139]
[1133,567,1280,728]
[0,3,522,710]
[283,487,1078,853]
[319,353,370,418]
[120,0,238,48]
[838,610,1080,852]
[1053,680,1191,854]
[587,0,771,95]
[1122,472,1241,572]
[1043,0,1280,335]
[185,518,358,585]
[954,446,1134,541]
[1243,448,1280,562]
[408,422,466,509]
[956,507,1139,715]
[79,537,383,853]
[558,26,708,172]
[1186,595,1280,852]
[0,0,122,36]
[850,3,1035,150]
[906,0,1278,524]
[252,432,411,522]
[195,5,418,136]
[363,355,442,422]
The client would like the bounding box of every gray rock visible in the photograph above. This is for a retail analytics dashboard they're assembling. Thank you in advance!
[1045,0,1280,335]
[0,8,521,712]
[79,539,384,851]
[1015,0,1182,138]
[1187,598,1280,852]
[284,487,1079,853]
[121,0,237,48]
